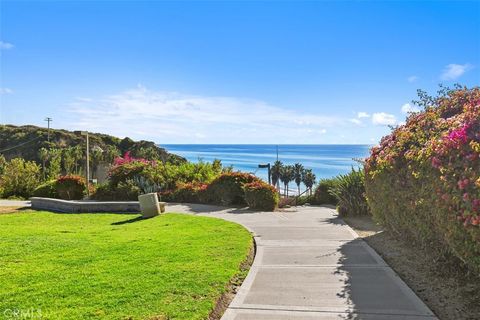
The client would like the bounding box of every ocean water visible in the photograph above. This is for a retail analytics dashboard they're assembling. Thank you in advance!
[163,144,371,192]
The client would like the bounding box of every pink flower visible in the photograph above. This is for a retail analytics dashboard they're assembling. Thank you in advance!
[447,124,470,144]
[458,179,470,190]
[431,157,442,168]
[463,193,470,201]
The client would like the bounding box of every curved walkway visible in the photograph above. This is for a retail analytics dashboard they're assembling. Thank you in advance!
[167,204,437,320]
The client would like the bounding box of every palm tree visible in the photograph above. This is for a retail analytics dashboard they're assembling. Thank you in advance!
[293,163,304,195]
[302,169,316,195]
[62,147,76,175]
[104,145,120,164]
[38,147,49,180]
[270,160,283,190]
[90,146,104,179]
[280,165,294,197]
[47,148,62,180]
[72,145,83,174]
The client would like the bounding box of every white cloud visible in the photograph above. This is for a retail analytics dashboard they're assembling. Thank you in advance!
[349,118,362,125]
[401,103,420,114]
[372,112,397,126]
[0,41,14,50]
[441,63,472,80]
[357,112,370,118]
[64,86,345,143]
[0,88,13,95]
[407,75,418,83]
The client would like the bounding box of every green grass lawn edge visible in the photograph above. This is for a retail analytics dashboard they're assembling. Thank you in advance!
[0,211,253,320]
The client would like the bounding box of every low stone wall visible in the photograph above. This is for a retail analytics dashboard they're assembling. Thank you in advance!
[30,197,140,213]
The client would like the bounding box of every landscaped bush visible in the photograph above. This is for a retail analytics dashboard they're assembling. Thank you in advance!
[313,178,339,205]
[244,181,279,211]
[92,181,141,201]
[205,172,261,205]
[365,86,480,274]
[161,182,208,203]
[329,168,369,216]
[55,175,87,200]
[33,180,58,198]
[0,158,41,199]
[108,153,222,191]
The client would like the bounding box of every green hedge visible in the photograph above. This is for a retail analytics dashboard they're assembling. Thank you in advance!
[313,178,338,205]
[205,172,260,206]
[244,181,279,211]
[365,87,480,274]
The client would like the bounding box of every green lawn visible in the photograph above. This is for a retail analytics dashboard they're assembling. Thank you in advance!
[0,211,252,319]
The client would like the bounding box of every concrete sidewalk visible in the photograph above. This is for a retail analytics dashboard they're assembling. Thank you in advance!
[166,204,437,320]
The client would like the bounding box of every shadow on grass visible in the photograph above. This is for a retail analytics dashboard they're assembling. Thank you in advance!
[111,215,145,225]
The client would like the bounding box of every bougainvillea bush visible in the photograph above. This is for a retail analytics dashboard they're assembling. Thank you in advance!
[365,86,480,273]
[244,181,279,211]
[55,175,88,200]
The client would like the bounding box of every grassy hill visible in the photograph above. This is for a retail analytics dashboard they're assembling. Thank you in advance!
[0,124,185,164]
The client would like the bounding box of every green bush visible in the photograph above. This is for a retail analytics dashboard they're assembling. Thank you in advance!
[0,158,41,198]
[161,182,208,203]
[33,180,58,198]
[108,158,223,191]
[92,181,140,201]
[329,168,369,216]
[206,172,260,205]
[313,178,339,205]
[244,181,279,211]
[365,87,480,274]
[55,175,87,200]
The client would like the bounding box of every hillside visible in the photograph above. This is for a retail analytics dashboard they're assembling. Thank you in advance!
[0,124,185,164]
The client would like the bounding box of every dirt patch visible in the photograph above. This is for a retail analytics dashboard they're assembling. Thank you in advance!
[0,206,32,214]
[209,237,255,320]
[343,215,480,320]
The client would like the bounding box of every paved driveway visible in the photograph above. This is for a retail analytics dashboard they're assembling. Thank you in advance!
[166,204,437,320]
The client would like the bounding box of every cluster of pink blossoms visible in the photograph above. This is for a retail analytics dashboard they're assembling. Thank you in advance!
[113,151,155,166]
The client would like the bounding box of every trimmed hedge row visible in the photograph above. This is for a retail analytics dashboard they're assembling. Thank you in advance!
[160,172,279,211]
[365,87,480,274]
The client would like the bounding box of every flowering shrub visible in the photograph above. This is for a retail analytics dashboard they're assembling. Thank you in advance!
[365,87,480,273]
[55,175,87,200]
[205,172,261,205]
[244,181,279,211]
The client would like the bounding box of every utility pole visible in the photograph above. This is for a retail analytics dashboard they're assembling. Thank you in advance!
[44,117,53,142]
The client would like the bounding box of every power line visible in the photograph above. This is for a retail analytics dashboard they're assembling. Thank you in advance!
[0,136,42,154]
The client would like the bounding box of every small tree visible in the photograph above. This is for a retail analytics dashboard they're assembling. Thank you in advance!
[293,163,304,195]
[47,148,62,180]
[38,147,49,180]
[62,147,76,175]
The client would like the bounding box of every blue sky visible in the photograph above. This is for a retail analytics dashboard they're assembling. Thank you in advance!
[0,0,479,144]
